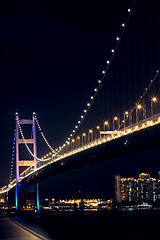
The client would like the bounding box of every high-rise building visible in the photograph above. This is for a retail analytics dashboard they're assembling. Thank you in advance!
[115,173,160,203]
[115,175,122,202]
[120,178,127,201]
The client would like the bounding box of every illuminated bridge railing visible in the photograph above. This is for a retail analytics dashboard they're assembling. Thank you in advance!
[1,113,160,194]
[15,114,160,179]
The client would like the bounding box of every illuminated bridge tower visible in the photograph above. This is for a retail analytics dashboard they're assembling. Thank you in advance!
[15,113,39,211]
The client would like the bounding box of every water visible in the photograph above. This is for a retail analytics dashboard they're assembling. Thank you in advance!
[2,208,160,239]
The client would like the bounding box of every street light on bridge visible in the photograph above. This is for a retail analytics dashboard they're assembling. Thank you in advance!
[66,141,70,152]
[123,111,128,130]
[96,126,100,139]
[76,136,80,148]
[104,121,109,126]
[137,104,142,109]
[136,104,142,123]
[152,97,157,102]
[103,121,109,137]
[71,139,75,150]
[151,97,157,117]
[82,133,86,146]
[113,117,118,131]
[89,129,93,142]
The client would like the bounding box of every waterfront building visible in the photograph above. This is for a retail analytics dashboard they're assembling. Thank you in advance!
[127,178,137,202]
[115,175,122,202]
[115,173,160,203]
[120,178,127,201]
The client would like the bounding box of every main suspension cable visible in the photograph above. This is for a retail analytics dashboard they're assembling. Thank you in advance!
[33,113,56,154]
[57,0,137,150]
[16,113,57,162]
[119,69,160,129]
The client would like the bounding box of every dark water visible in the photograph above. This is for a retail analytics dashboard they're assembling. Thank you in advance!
[7,208,160,240]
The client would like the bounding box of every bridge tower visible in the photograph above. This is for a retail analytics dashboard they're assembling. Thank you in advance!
[15,113,39,211]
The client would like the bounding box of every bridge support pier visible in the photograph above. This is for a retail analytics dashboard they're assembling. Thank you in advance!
[15,113,39,211]
[15,183,39,211]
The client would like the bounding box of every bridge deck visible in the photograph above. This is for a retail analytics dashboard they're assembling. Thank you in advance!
[2,114,160,191]
[22,116,160,184]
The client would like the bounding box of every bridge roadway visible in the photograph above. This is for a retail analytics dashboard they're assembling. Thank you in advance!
[22,119,160,185]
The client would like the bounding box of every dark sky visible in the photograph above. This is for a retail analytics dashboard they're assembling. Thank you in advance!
[1,0,160,199]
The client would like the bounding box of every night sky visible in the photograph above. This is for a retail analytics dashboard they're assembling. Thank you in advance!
[0,0,160,199]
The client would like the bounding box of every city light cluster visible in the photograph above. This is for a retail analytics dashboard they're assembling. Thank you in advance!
[40,198,113,211]
[115,173,160,203]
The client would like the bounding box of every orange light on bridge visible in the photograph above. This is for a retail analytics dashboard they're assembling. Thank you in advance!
[137,104,142,109]
[152,97,157,102]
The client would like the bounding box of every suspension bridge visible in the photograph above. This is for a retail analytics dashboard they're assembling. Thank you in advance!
[0,0,160,210]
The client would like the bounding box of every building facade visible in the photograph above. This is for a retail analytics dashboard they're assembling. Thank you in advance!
[115,173,160,203]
